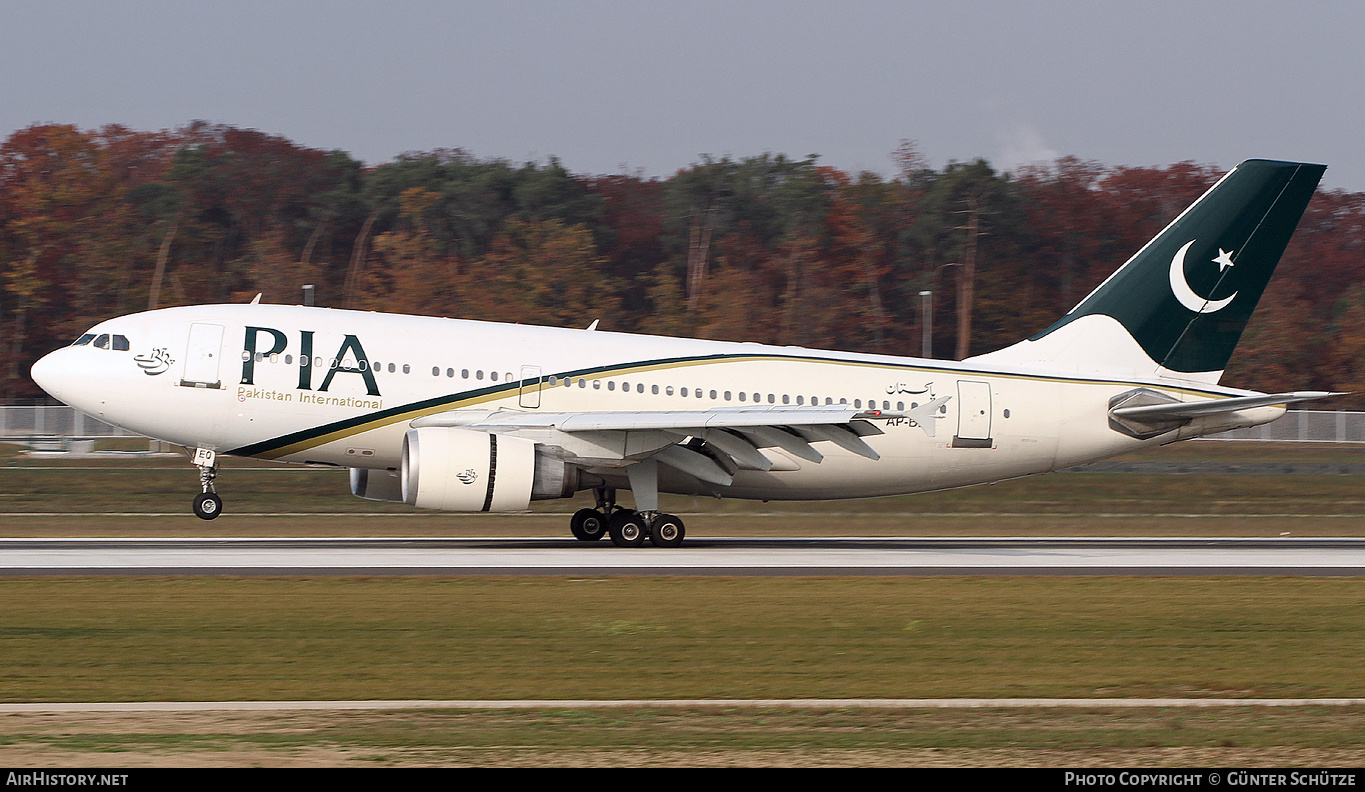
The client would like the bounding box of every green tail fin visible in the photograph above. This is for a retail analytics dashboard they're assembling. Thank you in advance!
[1032,159,1324,376]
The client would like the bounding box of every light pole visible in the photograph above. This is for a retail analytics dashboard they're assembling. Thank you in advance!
[919,290,932,359]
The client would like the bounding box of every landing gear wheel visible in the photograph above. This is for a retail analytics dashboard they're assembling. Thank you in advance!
[608,510,647,548]
[193,492,223,521]
[570,508,608,541]
[649,514,686,548]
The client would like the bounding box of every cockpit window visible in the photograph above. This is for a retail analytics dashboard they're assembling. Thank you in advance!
[93,334,110,350]
[72,334,95,346]
[111,335,130,351]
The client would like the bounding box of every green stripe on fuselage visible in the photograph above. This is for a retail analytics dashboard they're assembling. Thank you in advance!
[226,351,1239,461]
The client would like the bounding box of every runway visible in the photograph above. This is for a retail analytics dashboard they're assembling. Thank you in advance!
[2,537,1364,575]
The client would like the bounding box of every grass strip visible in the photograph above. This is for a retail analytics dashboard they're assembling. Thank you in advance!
[1,576,1362,702]
[0,706,1362,766]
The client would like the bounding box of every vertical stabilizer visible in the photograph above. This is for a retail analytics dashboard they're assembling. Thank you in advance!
[970,159,1324,382]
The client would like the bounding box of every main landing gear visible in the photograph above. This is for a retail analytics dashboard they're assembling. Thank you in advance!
[190,447,223,521]
[569,487,686,548]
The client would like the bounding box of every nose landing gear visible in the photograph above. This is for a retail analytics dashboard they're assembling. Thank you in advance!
[193,491,223,520]
[190,447,222,521]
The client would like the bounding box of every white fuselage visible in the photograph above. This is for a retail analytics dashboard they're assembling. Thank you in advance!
[31,304,1280,502]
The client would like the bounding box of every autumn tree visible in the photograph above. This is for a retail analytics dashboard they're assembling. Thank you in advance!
[458,219,618,328]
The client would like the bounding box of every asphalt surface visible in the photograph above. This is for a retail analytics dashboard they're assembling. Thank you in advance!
[3,536,1364,575]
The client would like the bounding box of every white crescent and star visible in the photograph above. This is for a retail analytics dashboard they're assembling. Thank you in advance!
[1169,240,1238,314]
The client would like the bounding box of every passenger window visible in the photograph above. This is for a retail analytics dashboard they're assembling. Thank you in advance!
[491,371,498,382]
[651,384,658,394]
[402,364,410,374]
[94,334,110,349]
[462,369,470,379]
[608,381,616,391]
[389,363,396,373]
[72,334,95,346]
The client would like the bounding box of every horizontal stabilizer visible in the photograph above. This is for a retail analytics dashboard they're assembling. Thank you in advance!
[1110,391,1342,422]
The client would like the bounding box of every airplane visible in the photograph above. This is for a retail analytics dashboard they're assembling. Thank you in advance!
[29,159,1338,547]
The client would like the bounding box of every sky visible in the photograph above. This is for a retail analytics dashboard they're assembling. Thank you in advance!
[2,0,1362,190]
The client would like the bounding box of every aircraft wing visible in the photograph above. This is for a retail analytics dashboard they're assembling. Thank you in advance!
[1109,391,1342,422]
[410,397,951,484]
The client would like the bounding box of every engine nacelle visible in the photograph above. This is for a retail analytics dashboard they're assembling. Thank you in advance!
[401,427,578,511]
[350,467,405,503]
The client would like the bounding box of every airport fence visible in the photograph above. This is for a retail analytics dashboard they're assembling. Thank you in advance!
[0,405,1364,447]
[0,406,145,451]
[1205,409,1365,443]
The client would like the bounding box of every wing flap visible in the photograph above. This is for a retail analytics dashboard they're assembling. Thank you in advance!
[408,404,940,484]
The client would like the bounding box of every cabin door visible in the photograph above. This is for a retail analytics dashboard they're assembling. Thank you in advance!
[953,379,993,448]
[519,365,542,408]
[180,323,224,389]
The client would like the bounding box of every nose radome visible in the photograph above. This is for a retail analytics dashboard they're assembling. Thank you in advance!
[30,349,68,403]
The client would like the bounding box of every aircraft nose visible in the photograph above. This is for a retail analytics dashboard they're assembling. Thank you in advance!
[30,348,71,403]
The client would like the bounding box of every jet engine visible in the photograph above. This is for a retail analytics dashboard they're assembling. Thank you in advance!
[399,427,579,511]
[350,467,405,503]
